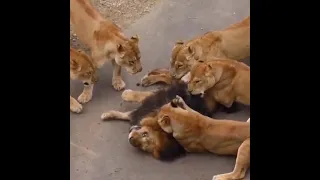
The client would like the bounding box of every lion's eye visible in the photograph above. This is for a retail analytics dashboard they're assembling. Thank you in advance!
[129,61,134,65]
[195,80,201,84]
[177,64,183,68]
[142,132,148,137]
[87,72,92,76]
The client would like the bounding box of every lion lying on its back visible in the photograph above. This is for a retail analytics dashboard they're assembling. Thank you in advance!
[158,95,250,180]
[101,81,237,160]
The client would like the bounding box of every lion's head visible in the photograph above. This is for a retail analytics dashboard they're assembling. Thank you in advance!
[70,48,98,86]
[113,35,142,75]
[94,23,143,74]
[187,61,222,96]
[170,33,223,79]
[169,41,200,79]
[128,124,185,161]
[188,59,238,96]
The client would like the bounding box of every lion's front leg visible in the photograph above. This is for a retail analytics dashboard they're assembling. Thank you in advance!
[70,96,83,113]
[78,84,94,104]
[213,86,235,108]
[121,89,155,103]
[212,138,250,180]
[111,59,126,91]
[140,68,172,87]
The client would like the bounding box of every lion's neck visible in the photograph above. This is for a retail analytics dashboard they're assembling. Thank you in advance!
[70,0,107,47]
[219,26,250,60]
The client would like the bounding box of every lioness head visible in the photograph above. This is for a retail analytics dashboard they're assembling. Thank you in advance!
[128,125,185,161]
[170,41,201,79]
[70,48,98,86]
[187,61,223,95]
[114,35,142,75]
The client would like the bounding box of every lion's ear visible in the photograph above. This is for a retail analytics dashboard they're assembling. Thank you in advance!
[117,44,125,53]
[188,45,201,60]
[187,46,194,55]
[160,115,170,124]
[70,59,81,71]
[130,35,139,43]
[175,40,184,45]
[206,64,224,80]
[93,30,100,40]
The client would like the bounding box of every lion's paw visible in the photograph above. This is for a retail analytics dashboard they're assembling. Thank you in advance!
[175,95,184,103]
[112,77,126,91]
[140,75,153,87]
[70,101,83,113]
[212,175,225,180]
[172,95,186,108]
[121,89,133,101]
[78,92,93,104]
[212,173,241,180]
[101,112,112,120]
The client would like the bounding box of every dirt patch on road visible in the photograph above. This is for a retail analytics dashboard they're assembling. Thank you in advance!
[70,0,159,50]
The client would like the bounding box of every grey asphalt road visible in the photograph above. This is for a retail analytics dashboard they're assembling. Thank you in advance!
[70,0,250,180]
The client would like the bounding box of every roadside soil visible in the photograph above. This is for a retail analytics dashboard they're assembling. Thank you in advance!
[70,0,159,50]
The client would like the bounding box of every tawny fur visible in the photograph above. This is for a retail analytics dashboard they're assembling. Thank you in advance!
[70,0,142,92]
[70,47,98,113]
[158,96,250,180]
[100,81,235,160]
[188,58,250,107]
[139,16,250,87]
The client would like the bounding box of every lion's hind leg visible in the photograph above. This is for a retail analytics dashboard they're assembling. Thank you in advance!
[140,68,172,87]
[212,138,250,180]
[122,89,155,103]
[101,110,132,121]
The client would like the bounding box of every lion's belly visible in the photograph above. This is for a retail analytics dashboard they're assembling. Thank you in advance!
[173,133,207,153]
[205,140,242,155]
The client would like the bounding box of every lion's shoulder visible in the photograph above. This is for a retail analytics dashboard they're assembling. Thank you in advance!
[70,48,94,71]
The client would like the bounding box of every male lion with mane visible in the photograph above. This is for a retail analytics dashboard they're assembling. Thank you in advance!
[70,47,98,113]
[158,95,250,180]
[101,81,237,160]
[140,16,250,87]
[70,0,142,101]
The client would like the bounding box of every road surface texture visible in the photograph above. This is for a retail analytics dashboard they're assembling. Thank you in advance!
[70,0,250,180]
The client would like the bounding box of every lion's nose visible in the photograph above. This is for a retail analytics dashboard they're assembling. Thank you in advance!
[129,137,138,147]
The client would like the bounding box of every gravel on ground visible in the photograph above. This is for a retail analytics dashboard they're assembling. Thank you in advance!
[70,0,159,50]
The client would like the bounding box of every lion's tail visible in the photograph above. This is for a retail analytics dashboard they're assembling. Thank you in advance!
[101,110,132,122]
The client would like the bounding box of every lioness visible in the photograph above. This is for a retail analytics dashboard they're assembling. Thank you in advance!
[70,0,142,93]
[188,58,250,108]
[158,95,250,180]
[70,47,98,113]
[101,81,235,160]
[140,16,250,87]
